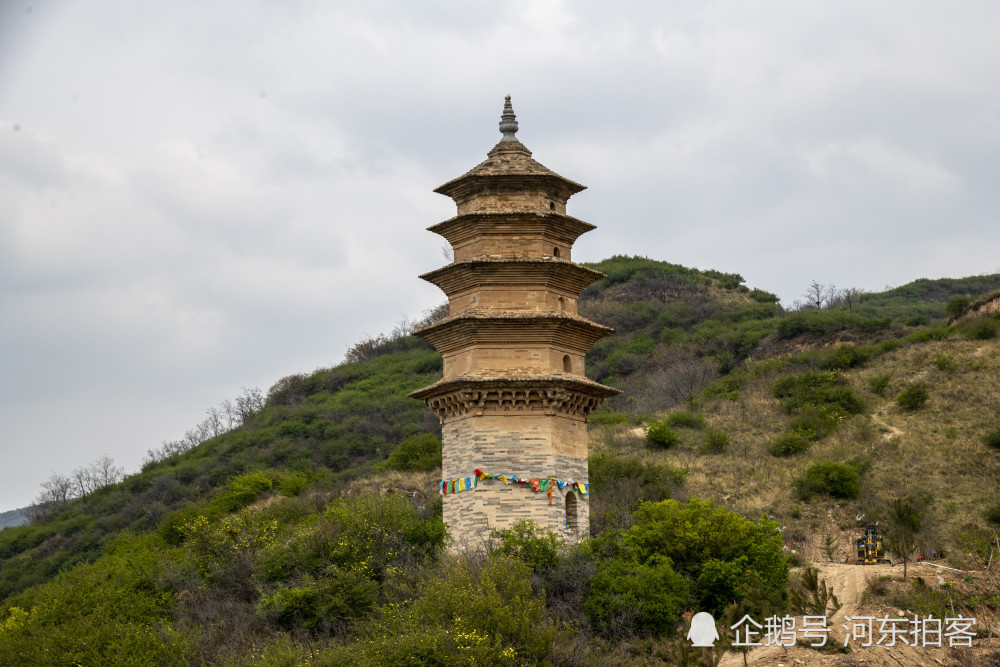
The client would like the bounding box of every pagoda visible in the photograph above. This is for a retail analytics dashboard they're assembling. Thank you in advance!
[411,96,619,548]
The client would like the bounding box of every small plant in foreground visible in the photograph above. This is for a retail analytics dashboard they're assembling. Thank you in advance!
[983,502,1000,526]
[769,432,811,457]
[701,429,730,454]
[821,532,837,562]
[867,371,892,396]
[959,316,1000,340]
[932,354,957,371]
[666,411,705,429]
[646,421,680,448]
[795,462,859,500]
[377,433,441,472]
[983,428,1000,450]
[897,382,929,411]
[789,566,840,616]
[491,519,560,573]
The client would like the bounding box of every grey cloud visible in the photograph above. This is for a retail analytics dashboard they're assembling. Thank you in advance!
[3,1,1000,508]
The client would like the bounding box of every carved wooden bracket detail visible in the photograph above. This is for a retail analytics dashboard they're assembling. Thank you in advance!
[424,386,603,420]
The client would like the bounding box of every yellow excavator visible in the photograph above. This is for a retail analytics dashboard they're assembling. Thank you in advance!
[855,524,892,565]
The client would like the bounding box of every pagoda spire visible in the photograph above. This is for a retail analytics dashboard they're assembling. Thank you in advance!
[498,94,519,143]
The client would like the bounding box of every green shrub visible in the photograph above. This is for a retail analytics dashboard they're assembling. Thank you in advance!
[624,498,788,617]
[0,534,184,665]
[706,270,745,289]
[277,471,312,497]
[353,556,556,665]
[750,288,779,303]
[584,255,706,290]
[589,452,687,498]
[656,301,696,329]
[946,295,972,318]
[932,354,957,371]
[259,493,445,584]
[625,332,657,355]
[817,344,873,370]
[796,463,860,499]
[868,371,892,396]
[583,555,689,637]
[646,421,680,448]
[182,508,279,594]
[905,325,953,343]
[983,428,1000,450]
[777,311,890,339]
[158,503,210,546]
[959,316,1000,340]
[491,520,560,573]
[901,584,952,619]
[211,470,274,513]
[378,433,442,472]
[897,383,930,411]
[702,429,730,454]
[665,411,705,429]
[769,432,812,457]
[878,339,903,353]
[257,567,378,634]
[700,373,746,401]
[589,453,687,535]
[589,410,632,427]
[983,503,1000,526]
[788,405,843,441]
[771,371,866,416]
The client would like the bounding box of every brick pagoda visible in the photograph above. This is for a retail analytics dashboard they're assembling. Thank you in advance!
[411,96,619,548]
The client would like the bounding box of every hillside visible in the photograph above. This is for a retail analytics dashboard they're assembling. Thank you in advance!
[1,256,999,665]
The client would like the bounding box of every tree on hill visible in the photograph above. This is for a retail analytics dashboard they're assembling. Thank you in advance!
[802,281,838,310]
[28,455,125,521]
[884,494,924,579]
[829,287,866,312]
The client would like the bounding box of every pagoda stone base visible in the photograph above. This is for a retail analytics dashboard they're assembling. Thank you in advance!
[442,412,589,551]
[445,483,588,552]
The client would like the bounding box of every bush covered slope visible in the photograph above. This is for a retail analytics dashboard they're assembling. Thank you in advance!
[2,255,1000,665]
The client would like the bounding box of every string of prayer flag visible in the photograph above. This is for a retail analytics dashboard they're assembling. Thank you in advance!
[439,469,589,498]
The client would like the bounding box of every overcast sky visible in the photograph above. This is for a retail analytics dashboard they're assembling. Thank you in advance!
[2,1,999,510]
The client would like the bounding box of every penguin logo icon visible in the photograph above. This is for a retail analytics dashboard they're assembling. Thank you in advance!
[687,611,720,647]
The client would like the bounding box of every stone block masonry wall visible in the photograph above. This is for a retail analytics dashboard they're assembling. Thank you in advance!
[454,191,568,217]
[442,412,589,550]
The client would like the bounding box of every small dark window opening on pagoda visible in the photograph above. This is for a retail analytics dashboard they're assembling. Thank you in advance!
[557,296,565,310]
[553,247,560,257]
[565,491,578,531]
[549,201,555,210]
[562,354,572,373]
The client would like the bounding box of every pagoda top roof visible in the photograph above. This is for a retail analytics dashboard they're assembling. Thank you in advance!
[434,96,586,199]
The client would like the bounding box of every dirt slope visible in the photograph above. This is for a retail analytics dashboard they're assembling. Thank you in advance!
[717,563,996,667]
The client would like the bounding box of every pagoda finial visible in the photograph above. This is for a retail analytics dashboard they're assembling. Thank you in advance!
[498,94,519,142]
